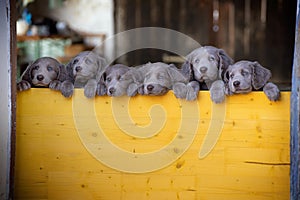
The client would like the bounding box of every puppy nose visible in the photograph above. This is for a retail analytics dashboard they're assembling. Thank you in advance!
[37,75,44,81]
[75,66,82,72]
[200,67,207,73]
[147,84,154,91]
[109,87,115,94]
[233,81,240,87]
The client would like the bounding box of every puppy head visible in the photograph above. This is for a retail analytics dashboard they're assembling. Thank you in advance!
[185,46,233,83]
[26,57,61,87]
[225,61,271,93]
[142,62,187,96]
[103,64,130,96]
[66,51,107,84]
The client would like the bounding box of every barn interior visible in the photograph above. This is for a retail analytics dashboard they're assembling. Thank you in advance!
[16,0,296,89]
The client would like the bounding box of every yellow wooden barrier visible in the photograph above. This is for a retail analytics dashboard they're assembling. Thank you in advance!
[15,89,290,200]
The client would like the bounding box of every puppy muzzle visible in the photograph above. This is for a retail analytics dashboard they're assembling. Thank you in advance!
[144,83,169,95]
[230,80,252,93]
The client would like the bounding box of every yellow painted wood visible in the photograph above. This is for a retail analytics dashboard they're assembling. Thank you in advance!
[15,89,290,200]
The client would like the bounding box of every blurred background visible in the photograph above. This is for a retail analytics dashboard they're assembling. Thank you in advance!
[16,0,296,89]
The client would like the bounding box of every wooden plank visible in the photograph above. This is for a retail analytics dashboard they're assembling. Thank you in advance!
[15,89,290,199]
[290,0,300,199]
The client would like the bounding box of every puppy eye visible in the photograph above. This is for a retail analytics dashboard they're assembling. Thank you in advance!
[208,55,215,62]
[85,58,92,65]
[33,65,39,70]
[241,71,249,76]
[230,74,234,79]
[195,59,200,63]
[73,59,78,65]
[47,66,53,71]
[106,77,111,82]
[158,75,165,80]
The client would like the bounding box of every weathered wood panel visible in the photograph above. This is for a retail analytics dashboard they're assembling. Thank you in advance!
[15,89,289,199]
[114,0,296,87]
[290,0,300,199]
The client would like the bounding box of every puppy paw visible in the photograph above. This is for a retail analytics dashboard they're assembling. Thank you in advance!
[49,80,61,90]
[186,81,200,101]
[84,85,97,99]
[210,91,225,103]
[186,86,198,101]
[210,80,225,103]
[263,82,280,101]
[83,79,97,98]
[172,83,187,99]
[17,80,31,91]
[61,81,74,98]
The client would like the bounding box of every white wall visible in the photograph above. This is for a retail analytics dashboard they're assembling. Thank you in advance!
[30,0,114,59]
[51,0,113,36]
[0,0,12,199]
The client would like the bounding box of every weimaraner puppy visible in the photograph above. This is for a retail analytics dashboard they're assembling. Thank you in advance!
[120,62,191,97]
[17,57,66,91]
[224,60,280,101]
[61,51,107,98]
[181,46,233,103]
[97,64,131,96]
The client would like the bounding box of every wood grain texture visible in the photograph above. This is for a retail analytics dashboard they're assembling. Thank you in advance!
[15,89,290,199]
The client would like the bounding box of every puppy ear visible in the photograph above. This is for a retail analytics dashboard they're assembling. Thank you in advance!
[251,61,271,90]
[217,49,233,79]
[222,66,232,95]
[102,71,107,82]
[95,58,107,82]
[65,61,75,82]
[167,67,188,84]
[19,62,33,83]
[96,81,107,96]
[131,67,145,84]
[185,49,196,62]
[99,68,107,88]
[223,66,231,84]
[57,64,67,82]
[168,63,177,69]
[180,60,194,81]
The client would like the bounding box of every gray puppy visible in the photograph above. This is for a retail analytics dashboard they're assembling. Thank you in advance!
[17,57,66,91]
[181,46,233,103]
[97,64,130,96]
[123,62,190,97]
[61,51,107,98]
[224,60,280,101]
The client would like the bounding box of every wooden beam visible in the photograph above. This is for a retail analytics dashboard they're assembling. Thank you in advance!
[9,0,17,199]
[290,0,300,199]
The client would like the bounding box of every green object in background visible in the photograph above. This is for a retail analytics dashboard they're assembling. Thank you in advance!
[17,38,71,79]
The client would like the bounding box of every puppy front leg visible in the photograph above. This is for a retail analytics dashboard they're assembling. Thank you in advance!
[60,80,74,98]
[49,80,61,90]
[17,80,31,91]
[186,81,200,101]
[263,82,280,101]
[210,80,226,103]
[84,79,98,98]
[172,82,187,99]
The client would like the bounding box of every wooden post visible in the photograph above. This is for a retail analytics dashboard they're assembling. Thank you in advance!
[290,0,300,199]
[0,0,16,199]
